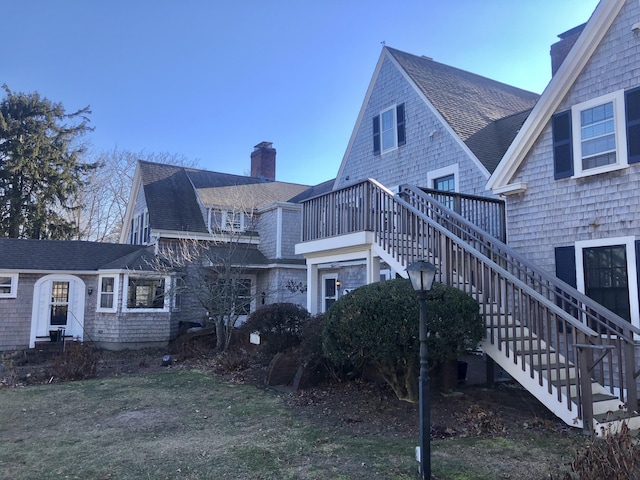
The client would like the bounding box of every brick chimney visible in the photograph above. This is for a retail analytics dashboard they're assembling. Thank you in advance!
[550,23,586,76]
[250,141,276,181]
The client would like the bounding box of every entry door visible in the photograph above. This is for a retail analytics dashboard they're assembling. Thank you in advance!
[50,281,70,329]
[322,276,338,313]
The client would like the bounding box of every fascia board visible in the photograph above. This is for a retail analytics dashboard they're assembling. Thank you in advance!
[119,163,143,243]
[486,0,625,191]
[333,48,388,190]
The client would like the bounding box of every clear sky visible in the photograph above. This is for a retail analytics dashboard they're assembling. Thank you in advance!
[4,0,599,187]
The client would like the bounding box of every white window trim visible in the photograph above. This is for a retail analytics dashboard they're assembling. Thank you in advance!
[222,211,245,232]
[96,274,119,313]
[0,273,18,298]
[575,236,639,329]
[380,105,398,154]
[571,90,628,178]
[426,164,460,191]
[122,274,171,313]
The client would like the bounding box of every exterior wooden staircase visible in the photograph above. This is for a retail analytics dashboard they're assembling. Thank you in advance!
[300,179,640,436]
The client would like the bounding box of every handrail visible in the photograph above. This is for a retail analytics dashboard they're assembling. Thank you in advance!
[418,187,506,242]
[399,184,640,342]
[299,178,640,429]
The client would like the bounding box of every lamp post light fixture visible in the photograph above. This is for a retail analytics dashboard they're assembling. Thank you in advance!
[406,259,438,480]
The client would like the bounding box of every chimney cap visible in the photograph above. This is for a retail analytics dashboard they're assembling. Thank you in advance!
[254,141,274,151]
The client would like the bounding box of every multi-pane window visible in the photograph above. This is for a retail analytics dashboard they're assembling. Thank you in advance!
[127,277,165,309]
[433,174,455,210]
[580,102,616,170]
[0,274,18,298]
[583,245,630,322]
[373,103,406,155]
[50,281,70,326]
[99,276,116,309]
[236,279,252,316]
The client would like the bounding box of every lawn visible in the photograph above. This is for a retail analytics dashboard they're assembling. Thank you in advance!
[0,370,581,479]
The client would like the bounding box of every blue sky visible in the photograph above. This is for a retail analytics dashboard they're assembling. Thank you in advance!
[4,1,599,186]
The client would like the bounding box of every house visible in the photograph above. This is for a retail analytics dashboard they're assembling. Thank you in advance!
[0,142,314,352]
[296,46,539,314]
[0,239,168,351]
[487,0,640,330]
[119,142,314,331]
[296,0,640,434]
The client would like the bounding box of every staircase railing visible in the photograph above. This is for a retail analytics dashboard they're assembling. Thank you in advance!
[299,178,640,432]
[418,187,506,243]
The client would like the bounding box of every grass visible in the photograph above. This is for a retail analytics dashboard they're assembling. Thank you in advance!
[0,370,582,479]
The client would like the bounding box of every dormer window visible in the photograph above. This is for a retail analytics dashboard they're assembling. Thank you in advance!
[223,211,245,232]
[373,103,406,155]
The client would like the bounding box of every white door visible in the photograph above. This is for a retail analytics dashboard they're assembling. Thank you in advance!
[30,275,86,347]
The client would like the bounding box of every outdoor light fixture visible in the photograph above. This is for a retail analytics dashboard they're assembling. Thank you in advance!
[407,259,437,480]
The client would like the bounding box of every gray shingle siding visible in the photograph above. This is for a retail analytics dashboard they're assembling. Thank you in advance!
[335,56,493,197]
[505,0,640,273]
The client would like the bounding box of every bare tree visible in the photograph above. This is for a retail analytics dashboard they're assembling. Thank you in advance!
[151,193,269,350]
[71,148,198,242]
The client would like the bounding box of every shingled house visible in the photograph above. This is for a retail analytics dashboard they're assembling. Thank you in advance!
[0,143,316,351]
[296,46,539,313]
[295,1,640,434]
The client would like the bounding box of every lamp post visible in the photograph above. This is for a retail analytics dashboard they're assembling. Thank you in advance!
[407,260,438,480]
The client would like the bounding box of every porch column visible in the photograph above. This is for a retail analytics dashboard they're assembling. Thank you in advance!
[366,252,381,285]
[307,263,319,315]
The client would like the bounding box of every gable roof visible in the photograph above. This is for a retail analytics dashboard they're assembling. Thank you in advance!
[334,46,539,186]
[0,238,152,271]
[386,47,539,173]
[487,0,623,193]
[137,161,309,232]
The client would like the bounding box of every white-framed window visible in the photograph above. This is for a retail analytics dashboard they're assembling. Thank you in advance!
[381,106,397,152]
[222,211,245,232]
[0,273,18,298]
[123,275,170,311]
[373,103,406,155]
[97,275,119,312]
[571,90,628,177]
[575,237,639,328]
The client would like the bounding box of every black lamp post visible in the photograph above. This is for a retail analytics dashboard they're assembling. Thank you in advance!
[407,259,438,480]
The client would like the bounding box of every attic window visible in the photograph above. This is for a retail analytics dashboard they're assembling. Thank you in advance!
[373,103,406,155]
[223,211,245,232]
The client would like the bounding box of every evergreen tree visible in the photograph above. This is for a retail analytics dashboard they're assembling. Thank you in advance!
[0,84,95,239]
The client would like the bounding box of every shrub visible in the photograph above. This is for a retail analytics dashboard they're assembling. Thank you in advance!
[47,343,99,381]
[322,279,483,402]
[561,422,640,479]
[238,302,310,356]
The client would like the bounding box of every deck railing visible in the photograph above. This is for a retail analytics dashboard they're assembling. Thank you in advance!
[418,187,506,242]
[299,179,640,432]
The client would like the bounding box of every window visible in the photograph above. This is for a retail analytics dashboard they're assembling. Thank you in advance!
[97,275,118,312]
[130,211,150,245]
[373,103,406,154]
[553,88,640,179]
[223,211,245,232]
[427,164,459,210]
[236,278,252,316]
[50,281,70,327]
[0,273,18,298]
[125,276,167,310]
